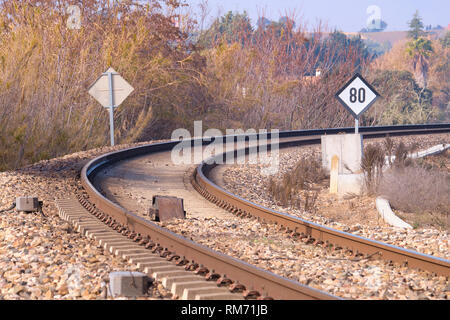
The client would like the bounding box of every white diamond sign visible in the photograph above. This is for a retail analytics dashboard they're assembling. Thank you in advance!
[335,73,380,119]
[88,67,134,108]
[88,67,134,146]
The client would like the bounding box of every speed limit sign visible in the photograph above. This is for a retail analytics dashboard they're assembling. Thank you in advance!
[335,73,380,132]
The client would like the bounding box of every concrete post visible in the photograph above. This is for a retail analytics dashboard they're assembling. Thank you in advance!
[321,134,363,174]
[322,134,364,196]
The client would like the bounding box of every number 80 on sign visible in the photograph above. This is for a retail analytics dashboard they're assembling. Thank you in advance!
[335,73,380,119]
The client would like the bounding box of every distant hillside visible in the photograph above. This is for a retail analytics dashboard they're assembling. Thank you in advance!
[344,28,448,47]
[345,31,408,47]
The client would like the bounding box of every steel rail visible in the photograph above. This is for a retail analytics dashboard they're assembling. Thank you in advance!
[194,125,450,277]
[81,142,337,300]
[80,124,450,300]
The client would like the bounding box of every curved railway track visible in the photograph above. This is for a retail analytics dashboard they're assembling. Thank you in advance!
[75,124,450,300]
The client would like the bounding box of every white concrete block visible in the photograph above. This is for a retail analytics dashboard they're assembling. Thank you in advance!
[337,173,364,196]
[321,134,363,174]
[376,197,413,229]
[385,144,450,168]
[410,144,449,159]
[109,271,150,297]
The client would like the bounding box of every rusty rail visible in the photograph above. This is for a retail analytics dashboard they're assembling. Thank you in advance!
[81,144,337,300]
[80,124,450,300]
[194,127,450,277]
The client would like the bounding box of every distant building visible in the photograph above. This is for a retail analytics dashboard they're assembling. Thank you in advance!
[301,68,322,85]
[315,68,322,77]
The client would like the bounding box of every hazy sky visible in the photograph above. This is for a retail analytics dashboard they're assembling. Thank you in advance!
[186,0,450,32]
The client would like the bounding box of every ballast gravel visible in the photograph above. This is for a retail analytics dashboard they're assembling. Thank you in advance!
[0,133,448,300]
[0,142,172,300]
[219,133,450,261]
[162,216,449,300]
[159,133,450,300]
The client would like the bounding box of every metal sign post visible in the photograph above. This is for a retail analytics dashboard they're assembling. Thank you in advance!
[107,71,115,146]
[88,67,134,147]
[335,73,380,134]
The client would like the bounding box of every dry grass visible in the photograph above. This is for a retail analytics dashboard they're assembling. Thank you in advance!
[378,165,450,230]
[268,156,326,211]
[362,137,419,194]
[361,143,385,194]
[373,138,450,229]
[0,1,372,171]
[0,0,204,170]
[362,137,449,229]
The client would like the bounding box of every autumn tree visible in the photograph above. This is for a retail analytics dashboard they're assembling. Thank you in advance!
[197,11,253,48]
[441,31,450,48]
[0,0,206,170]
[428,36,450,120]
[406,37,433,88]
[365,70,433,125]
[369,35,448,124]
[202,18,371,131]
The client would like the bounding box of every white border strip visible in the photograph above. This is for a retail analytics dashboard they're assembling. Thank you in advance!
[385,143,449,165]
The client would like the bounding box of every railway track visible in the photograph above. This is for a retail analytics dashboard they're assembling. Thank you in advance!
[64,124,450,300]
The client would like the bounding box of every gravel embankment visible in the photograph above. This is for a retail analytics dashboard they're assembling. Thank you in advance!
[220,133,450,260]
[0,142,172,300]
[162,216,449,300]
[158,133,450,300]
[1,133,448,300]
